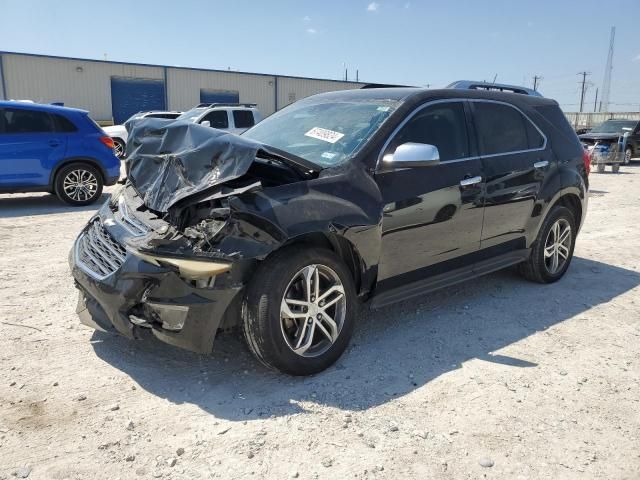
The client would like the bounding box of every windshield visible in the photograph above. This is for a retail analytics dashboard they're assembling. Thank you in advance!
[242,99,399,167]
[591,120,637,134]
[177,107,207,123]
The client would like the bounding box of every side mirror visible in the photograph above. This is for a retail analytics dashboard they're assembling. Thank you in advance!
[201,120,211,128]
[382,142,440,169]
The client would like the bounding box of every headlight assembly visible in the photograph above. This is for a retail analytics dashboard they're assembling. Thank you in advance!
[132,250,231,280]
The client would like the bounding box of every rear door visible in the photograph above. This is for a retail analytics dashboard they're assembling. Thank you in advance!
[470,100,552,252]
[0,107,67,187]
[375,100,485,287]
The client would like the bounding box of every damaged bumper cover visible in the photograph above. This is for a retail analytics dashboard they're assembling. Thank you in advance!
[69,193,248,354]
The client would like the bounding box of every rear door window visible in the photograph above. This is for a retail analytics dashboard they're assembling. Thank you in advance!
[3,108,54,134]
[200,110,229,129]
[473,102,542,155]
[388,102,470,161]
[232,110,255,129]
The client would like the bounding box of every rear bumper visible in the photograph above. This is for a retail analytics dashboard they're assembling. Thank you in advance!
[69,207,244,354]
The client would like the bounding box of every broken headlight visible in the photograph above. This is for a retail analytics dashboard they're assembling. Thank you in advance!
[131,250,231,280]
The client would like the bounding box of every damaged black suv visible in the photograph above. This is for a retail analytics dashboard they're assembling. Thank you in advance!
[69,88,588,375]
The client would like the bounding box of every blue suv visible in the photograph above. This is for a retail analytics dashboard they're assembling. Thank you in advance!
[0,101,120,205]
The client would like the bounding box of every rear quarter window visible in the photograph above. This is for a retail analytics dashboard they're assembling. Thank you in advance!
[52,113,78,132]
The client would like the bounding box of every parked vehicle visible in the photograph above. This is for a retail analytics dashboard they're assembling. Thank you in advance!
[103,111,182,159]
[69,88,588,375]
[0,101,120,205]
[176,103,263,134]
[579,119,640,164]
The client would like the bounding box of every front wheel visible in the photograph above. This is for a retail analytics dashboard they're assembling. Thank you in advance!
[624,147,632,165]
[54,163,103,206]
[241,247,357,375]
[519,206,576,284]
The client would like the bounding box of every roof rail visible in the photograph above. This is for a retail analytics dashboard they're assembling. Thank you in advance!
[447,80,542,97]
[195,102,258,108]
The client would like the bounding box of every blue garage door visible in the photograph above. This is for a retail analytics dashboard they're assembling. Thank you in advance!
[111,77,166,124]
[200,89,239,104]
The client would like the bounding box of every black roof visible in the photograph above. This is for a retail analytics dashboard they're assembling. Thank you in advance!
[303,87,557,108]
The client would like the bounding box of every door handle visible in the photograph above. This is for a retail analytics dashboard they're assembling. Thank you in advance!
[459,176,482,187]
[534,160,549,169]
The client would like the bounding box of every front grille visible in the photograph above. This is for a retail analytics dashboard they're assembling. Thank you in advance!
[77,220,127,279]
[116,196,149,236]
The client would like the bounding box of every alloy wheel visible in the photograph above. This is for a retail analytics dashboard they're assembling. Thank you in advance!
[625,148,632,164]
[63,169,99,202]
[280,264,346,357]
[544,218,572,274]
[114,140,125,158]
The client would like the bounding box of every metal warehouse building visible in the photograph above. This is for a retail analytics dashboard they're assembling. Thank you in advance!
[0,51,366,124]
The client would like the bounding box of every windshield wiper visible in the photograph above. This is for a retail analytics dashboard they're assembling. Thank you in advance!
[257,145,322,174]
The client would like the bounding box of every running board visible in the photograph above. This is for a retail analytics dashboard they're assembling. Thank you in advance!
[369,250,529,310]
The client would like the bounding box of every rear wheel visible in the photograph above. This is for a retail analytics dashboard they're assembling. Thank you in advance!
[519,206,576,284]
[241,247,357,375]
[54,163,103,206]
[596,163,606,173]
[612,163,620,173]
[113,138,126,159]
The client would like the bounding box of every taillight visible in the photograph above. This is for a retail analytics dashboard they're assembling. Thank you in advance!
[99,136,115,150]
[582,149,591,175]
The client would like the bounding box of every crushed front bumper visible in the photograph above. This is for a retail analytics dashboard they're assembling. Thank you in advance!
[69,201,244,354]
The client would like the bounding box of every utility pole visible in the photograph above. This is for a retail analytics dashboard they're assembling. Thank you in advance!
[578,71,591,113]
[532,75,542,91]
[594,88,599,112]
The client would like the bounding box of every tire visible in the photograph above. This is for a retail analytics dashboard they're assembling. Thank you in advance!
[241,246,357,375]
[54,163,103,206]
[596,163,606,173]
[518,205,576,284]
[113,138,126,159]
[624,147,632,165]
[612,163,620,173]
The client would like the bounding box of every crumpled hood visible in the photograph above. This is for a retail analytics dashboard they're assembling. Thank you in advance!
[126,118,262,213]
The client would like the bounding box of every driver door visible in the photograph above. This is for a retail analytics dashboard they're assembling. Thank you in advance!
[374,101,485,290]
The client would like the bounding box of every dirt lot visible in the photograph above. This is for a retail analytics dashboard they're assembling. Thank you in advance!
[1,167,639,480]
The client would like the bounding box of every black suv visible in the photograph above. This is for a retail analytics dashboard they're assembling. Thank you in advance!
[579,119,640,164]
[69,88,589,375]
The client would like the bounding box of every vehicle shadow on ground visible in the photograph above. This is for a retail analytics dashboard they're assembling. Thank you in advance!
[0,193,111,218]
[91,256,640,421]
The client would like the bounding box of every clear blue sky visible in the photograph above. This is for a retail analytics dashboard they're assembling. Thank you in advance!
[2,0,639,112]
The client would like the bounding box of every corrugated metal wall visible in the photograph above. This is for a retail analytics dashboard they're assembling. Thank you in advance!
[2,54,163,120]
[1,53,367,122]
[277,78,362,110]
[167,68,276,115]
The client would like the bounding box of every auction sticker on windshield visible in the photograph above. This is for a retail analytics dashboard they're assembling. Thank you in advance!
[305,127,345,144]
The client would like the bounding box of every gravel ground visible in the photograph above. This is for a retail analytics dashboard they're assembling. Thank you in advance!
[1,167,639,480]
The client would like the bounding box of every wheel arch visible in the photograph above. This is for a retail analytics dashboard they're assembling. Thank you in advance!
[50,157,107,187]
[280,232,371,297]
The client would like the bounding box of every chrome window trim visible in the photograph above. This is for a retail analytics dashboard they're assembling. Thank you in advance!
[376,98,548,169]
